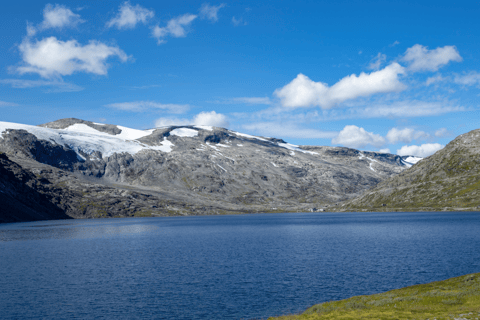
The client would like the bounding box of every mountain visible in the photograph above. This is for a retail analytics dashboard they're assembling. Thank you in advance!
[340,128,480,211]
[0,118,414,222]
[0,152,71,223]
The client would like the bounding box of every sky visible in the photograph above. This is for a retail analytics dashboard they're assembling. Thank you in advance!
[0,0,479,157]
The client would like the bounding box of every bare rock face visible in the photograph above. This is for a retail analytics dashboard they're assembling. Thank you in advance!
[0,153,71,223]
[340,128,480,212]
[0,118,414,221]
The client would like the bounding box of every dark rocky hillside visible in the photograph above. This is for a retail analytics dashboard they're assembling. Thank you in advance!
[0,153,71,223]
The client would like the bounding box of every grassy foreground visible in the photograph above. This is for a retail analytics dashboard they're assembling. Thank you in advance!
[268,273,480,320]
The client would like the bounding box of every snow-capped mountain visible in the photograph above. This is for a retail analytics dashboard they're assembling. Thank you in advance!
[0,118,417,221]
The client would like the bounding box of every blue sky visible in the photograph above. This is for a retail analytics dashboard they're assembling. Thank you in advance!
[1,0,479,157]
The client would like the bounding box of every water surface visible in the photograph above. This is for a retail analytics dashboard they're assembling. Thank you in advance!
[1,212,479,319]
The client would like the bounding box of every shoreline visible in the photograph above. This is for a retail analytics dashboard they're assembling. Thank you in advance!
[268,273,480,319]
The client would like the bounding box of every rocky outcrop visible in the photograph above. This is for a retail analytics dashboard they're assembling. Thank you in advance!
[0,153,71,223]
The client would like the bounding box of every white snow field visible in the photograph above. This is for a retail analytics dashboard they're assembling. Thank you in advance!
[0,121,172,158]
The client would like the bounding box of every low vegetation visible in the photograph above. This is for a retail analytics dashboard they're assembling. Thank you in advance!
[340,129,480,212]
[268,273,480,319]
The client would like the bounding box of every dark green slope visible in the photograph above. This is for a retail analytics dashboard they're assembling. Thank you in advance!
[340,128,480,211]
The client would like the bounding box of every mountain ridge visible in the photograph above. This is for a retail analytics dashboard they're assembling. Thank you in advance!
[338,128,480,212]
[0,118,415,222]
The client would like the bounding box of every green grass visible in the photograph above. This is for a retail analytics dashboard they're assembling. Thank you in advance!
[268,273,480,320]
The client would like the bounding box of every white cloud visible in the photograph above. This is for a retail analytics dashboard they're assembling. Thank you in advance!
[155,111,229,128]
[155,117,191,127]
[379,148,391,153]
[368,52,386,70]
[105,101,189,114]
[17,37,128,78]
[0,101,19,107]
[242,122,337,139]
[0,79,83,92]
[40,4,84,30]
[426,74,446,86]
[194,111,229,127]
[230,97,272,105]
[274,63,406,109]
[332,125,385,149]
[232,16,246,26]
[402,44,462,72]
[389,40,400,47]
[396,143,444,157]
[347,101,465,119]
[435,127,452,137]
[152,14,197,44]
[199,3,225,22]
[386,127,428,144]
[106,2,154,30]
[454,71,480,86]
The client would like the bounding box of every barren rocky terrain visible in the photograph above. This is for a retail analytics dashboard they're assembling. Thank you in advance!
[0,118,415,222]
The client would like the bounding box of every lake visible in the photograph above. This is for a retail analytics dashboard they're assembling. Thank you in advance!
[1,212,479,319]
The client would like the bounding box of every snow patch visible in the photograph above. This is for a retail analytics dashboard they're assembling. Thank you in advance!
[278,142,318,155]
[217,143,230,148]
[195,125,213,131]
[401,156,423,167]
[206,142,220,151]
[230,130,269,142]
[0,121,170,159]
[217,164,227,172]
[170,128,198,137]
[405,156,423,164]
[271,162,278,167]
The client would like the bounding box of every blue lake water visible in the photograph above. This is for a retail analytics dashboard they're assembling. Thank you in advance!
[1,212,480,319]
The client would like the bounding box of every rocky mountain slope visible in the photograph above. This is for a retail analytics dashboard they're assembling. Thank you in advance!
[0,118,416,222]
[0,152,71,223]
[340,128,480,211]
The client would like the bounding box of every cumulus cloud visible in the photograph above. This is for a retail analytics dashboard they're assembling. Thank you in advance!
[16,37,128,78]
[396,143,444,157]
[41,4,84,30]
[368,53,387,70]
[274,63,406,109]
[152,14,197,44]
[194,111,229,127]
[435,127,452,137]
[199,3,225,22]
[454,71,480,86]
[27,4,84,36]
[379,148,391,153]
[332,125,385,149]
[386,127,428,144]
[106,2,154,30]
[242,122,337,139]
[402,44,462,72]
[105,101,189,114]
[155,111,229,128]
[0,79,83,92]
